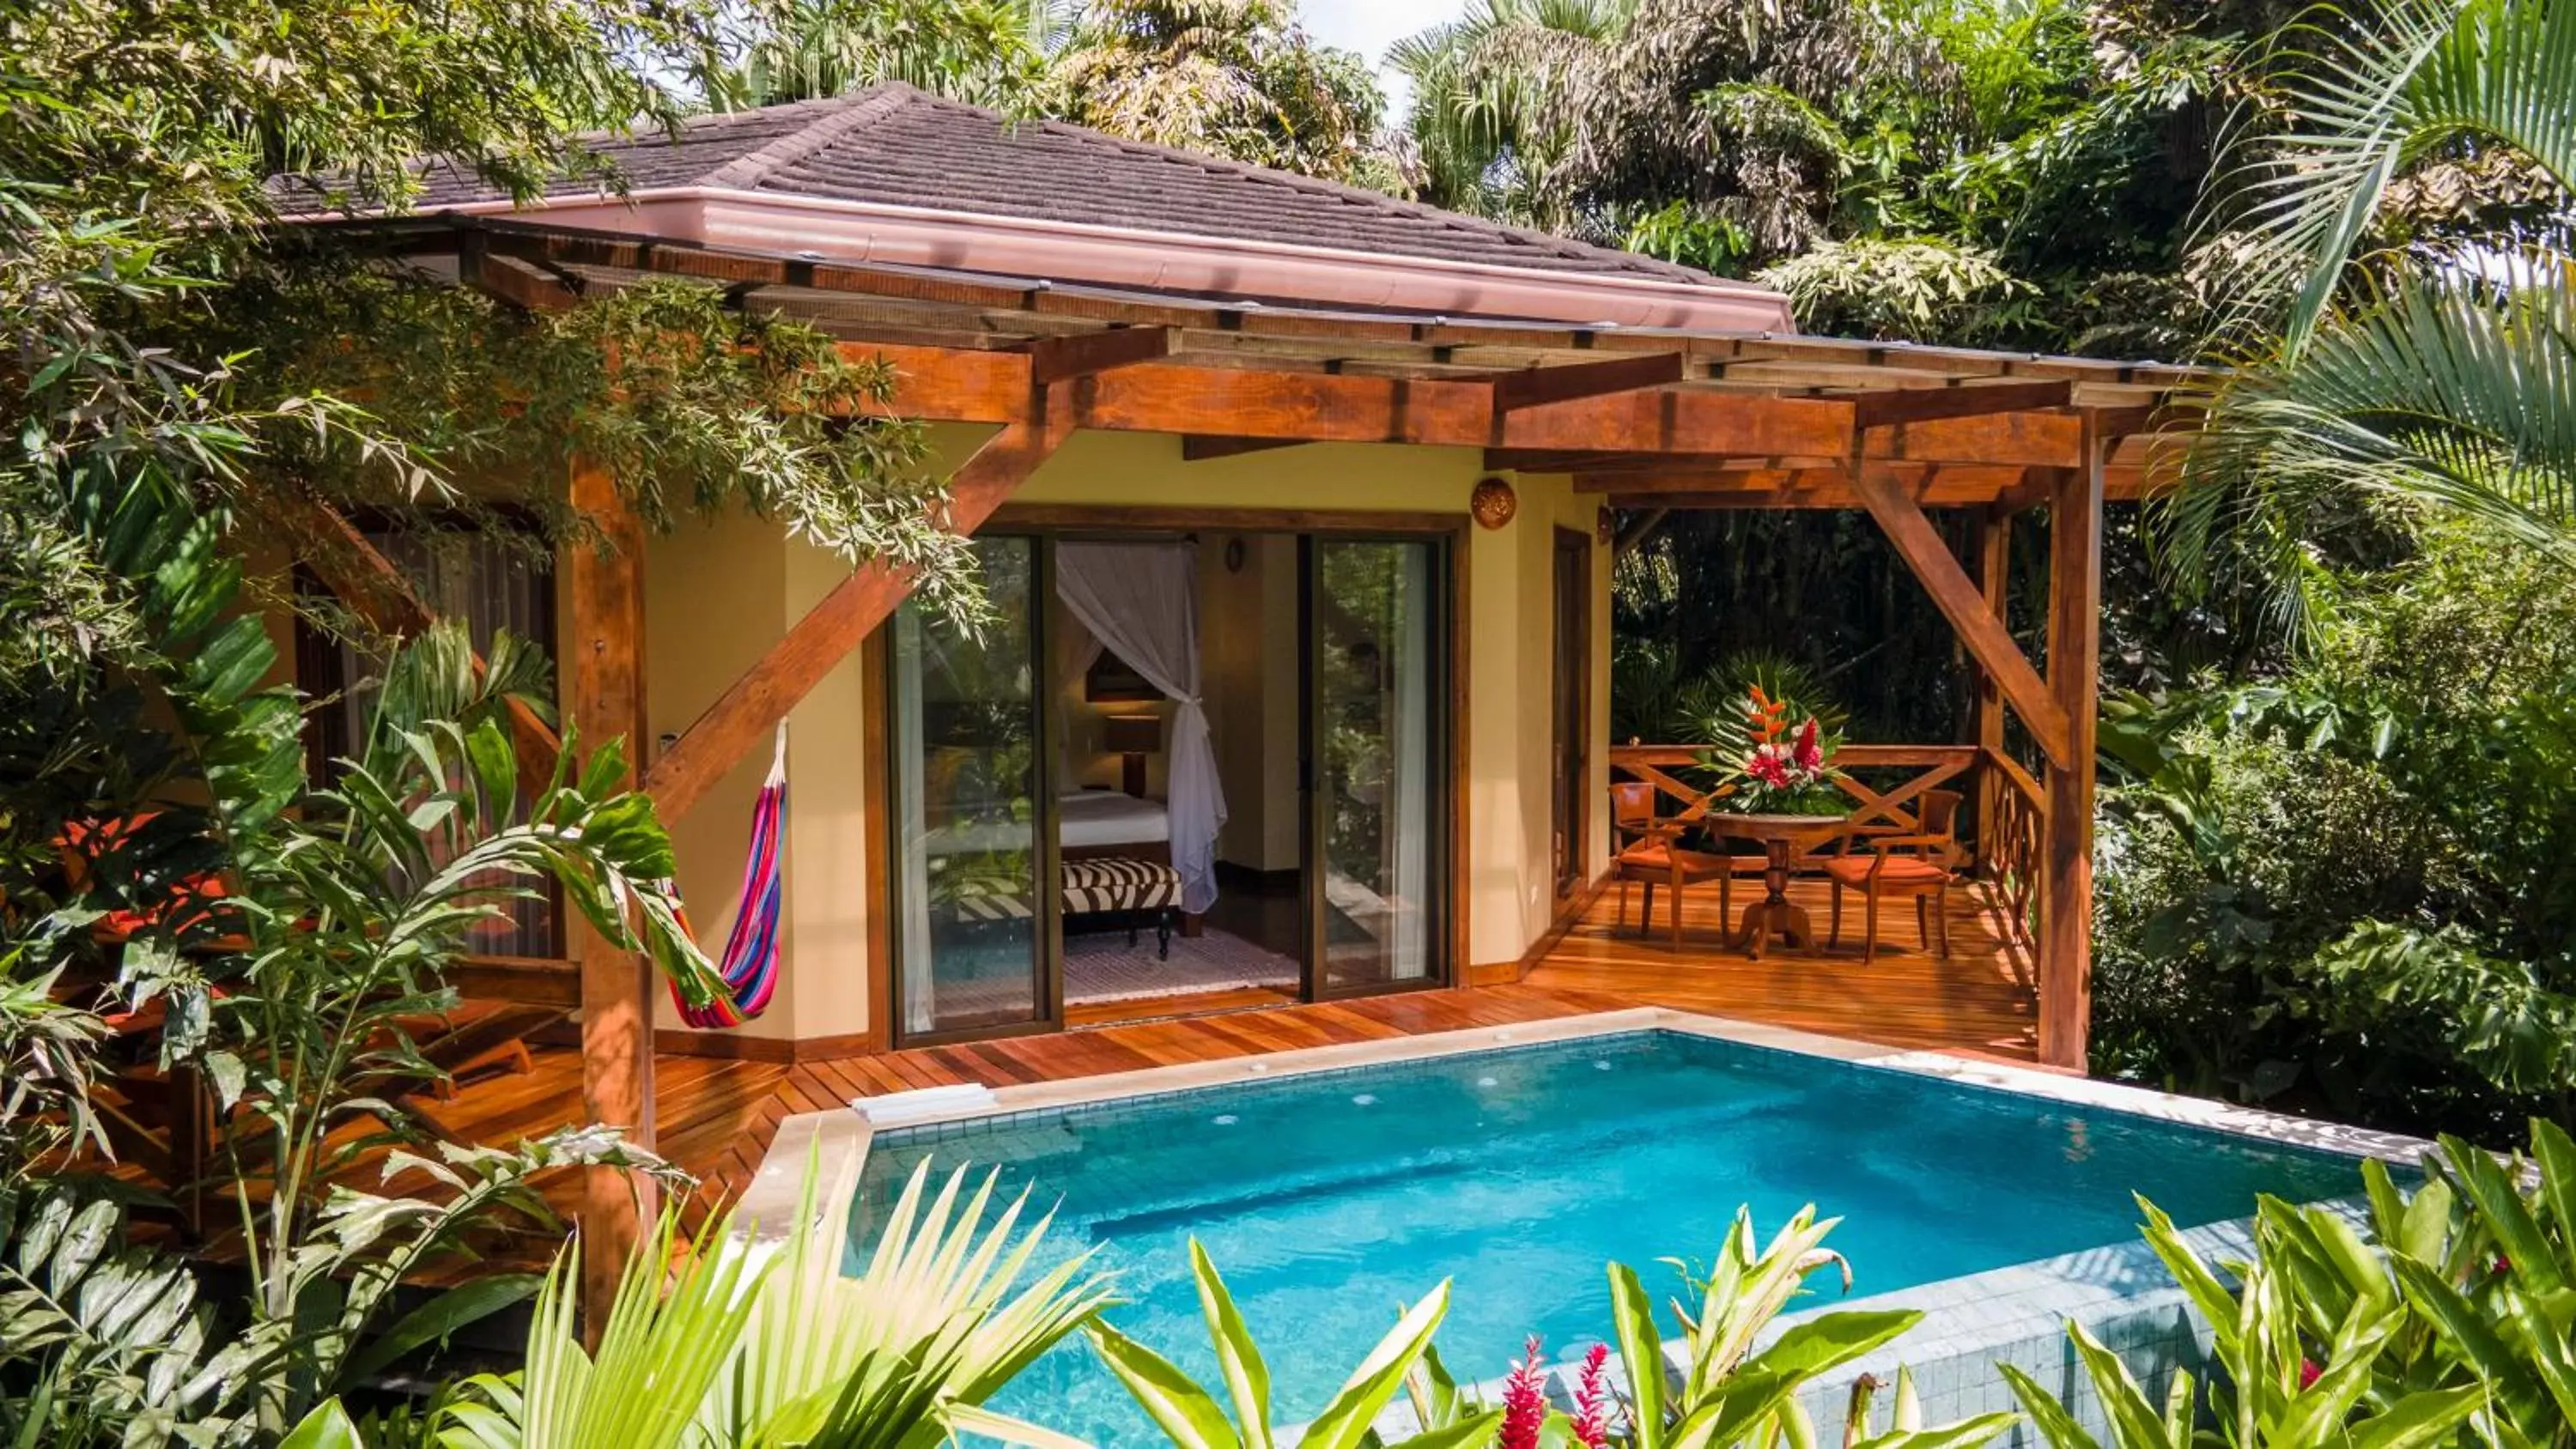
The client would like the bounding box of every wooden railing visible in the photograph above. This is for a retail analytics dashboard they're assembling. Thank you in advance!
[1977,745,2046,961]
[1608,741,2044,959]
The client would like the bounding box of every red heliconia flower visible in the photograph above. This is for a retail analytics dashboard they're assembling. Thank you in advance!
[1747,747,1793,789]
[1792,718,1823,773]
[1500,1337,1549,1449]
[1571,1343,1613,1449]
[2298,1358,2322,1390]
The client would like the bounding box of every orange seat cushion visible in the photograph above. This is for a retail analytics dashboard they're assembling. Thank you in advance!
[1618,845,1754,877]
[1822,855,1952,888]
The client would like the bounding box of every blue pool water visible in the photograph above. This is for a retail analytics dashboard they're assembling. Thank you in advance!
[852,1031,2367,1446]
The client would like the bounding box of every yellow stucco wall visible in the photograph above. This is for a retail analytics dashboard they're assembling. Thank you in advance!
[636,427,1613,1046]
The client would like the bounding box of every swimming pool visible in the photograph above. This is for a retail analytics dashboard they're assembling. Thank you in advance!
[848,1026,2374,1446]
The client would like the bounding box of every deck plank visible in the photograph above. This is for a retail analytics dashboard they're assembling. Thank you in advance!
[410,877,2035,1252]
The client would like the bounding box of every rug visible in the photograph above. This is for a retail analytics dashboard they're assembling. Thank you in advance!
[1062,926,1302,1005]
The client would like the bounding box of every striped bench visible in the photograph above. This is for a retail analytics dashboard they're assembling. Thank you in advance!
[943,857,1183,959]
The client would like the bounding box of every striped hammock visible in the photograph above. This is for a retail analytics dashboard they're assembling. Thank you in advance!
[671,727,787,1028]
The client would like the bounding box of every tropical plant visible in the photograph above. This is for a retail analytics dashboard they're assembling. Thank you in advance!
[1051,0,1402,191]
[1753,236,2032,341]
[1603,1206,2016,1449]
[711,0,1059,112]
[1388,0,1632,227]
[2007,1119,2576,1449]
[2169,0,2576,626]
[433,1154,1115,1449]
[2088,525,2576,1133]
[1086,1239,1491,1449]
[0,1133,673,1448]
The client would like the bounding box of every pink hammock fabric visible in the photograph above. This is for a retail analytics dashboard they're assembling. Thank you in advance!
[671,730,786,1028]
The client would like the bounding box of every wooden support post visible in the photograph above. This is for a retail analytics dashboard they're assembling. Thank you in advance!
[565,458,653,1343]
[1970,507,2009,874]
[2038,420,2105,1070]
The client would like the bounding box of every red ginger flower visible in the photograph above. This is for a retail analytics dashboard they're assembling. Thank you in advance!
[1748,745,1793,789]
[1500,1337,1548,1449]
[1571,1343,1612,1449]
[1793,718,1822,773]
[2298,1358,2322,1389]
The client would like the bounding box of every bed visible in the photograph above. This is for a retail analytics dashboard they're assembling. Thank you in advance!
[922,790,1172,864]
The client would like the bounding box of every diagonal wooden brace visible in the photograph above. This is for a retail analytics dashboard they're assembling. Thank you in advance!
[260,490,563,787]
[1847,467,2073,770]
[641,391,1075,822]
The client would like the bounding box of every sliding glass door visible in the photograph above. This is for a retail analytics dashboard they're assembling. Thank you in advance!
[1309,538,1448,997]
[888,536,1056,1040]
[886,527,1452,1041]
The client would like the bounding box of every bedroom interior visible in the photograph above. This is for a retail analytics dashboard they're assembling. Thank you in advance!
[888,524,1448,1044]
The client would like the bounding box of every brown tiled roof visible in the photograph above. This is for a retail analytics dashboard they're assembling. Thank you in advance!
[275,84,1716,286]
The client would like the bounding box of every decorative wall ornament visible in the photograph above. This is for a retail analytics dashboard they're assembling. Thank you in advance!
[1471,476,1519,530]
[1224,537,1247,573]
[1595,508,1615,546]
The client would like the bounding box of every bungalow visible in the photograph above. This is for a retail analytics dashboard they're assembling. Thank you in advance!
[273,83,2189,1297]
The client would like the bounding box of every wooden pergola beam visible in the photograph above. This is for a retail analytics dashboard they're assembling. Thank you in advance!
[1489,352,1686,414]
[853,342,2090,469]
[640,396,1074,823]
[459,233,580,315]
[1023,325,1176,385]
[1492,449,1823,475]
[1183,434,1309,462]
[1848,466,2073,770]
[1847,379,2072,430]
[1582,462,2026,495]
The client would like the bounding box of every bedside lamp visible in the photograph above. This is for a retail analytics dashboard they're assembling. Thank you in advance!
[1102,713,1160,797]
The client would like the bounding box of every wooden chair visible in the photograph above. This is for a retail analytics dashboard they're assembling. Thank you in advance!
[1611,782,1764,943]
[1823,789,1965,963]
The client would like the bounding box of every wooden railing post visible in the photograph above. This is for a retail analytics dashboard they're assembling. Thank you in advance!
[1970,507,2009,876]
[566,457,654,1343]
[2038,421,2105,1070]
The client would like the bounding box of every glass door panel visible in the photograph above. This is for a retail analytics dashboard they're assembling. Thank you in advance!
[1310,538,1444,995]
[890,537,1054,1040]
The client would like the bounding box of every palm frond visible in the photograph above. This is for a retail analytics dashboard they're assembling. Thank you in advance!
[2208,0,2576,349]
[2168,259,2576,592]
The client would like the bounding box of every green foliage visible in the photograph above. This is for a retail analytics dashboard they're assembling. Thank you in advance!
[1051,0,1402,191]
[2009,1119,2576,1449]
[1093,1208,2007,1449]
[434,1155,1114,1449]
[1754,236,2032,341]
[1389,0,1631,227]
[2168,0,2576,636]
[713,0,1059,112]
[1608,1206,2014,1449]
[2091,528,2576,1133]
[1087,1240,1479,1449]
[0,1133,669,1448]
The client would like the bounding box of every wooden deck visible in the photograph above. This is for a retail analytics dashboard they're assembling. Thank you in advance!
[421,876,2035,1224]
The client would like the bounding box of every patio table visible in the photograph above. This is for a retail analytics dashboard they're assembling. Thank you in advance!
[1708,813,1854,958]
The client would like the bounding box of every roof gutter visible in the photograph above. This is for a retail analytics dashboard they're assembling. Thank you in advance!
[326,187,1798,333]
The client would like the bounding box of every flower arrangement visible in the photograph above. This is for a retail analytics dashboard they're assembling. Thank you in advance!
[1733,684,1835,804]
